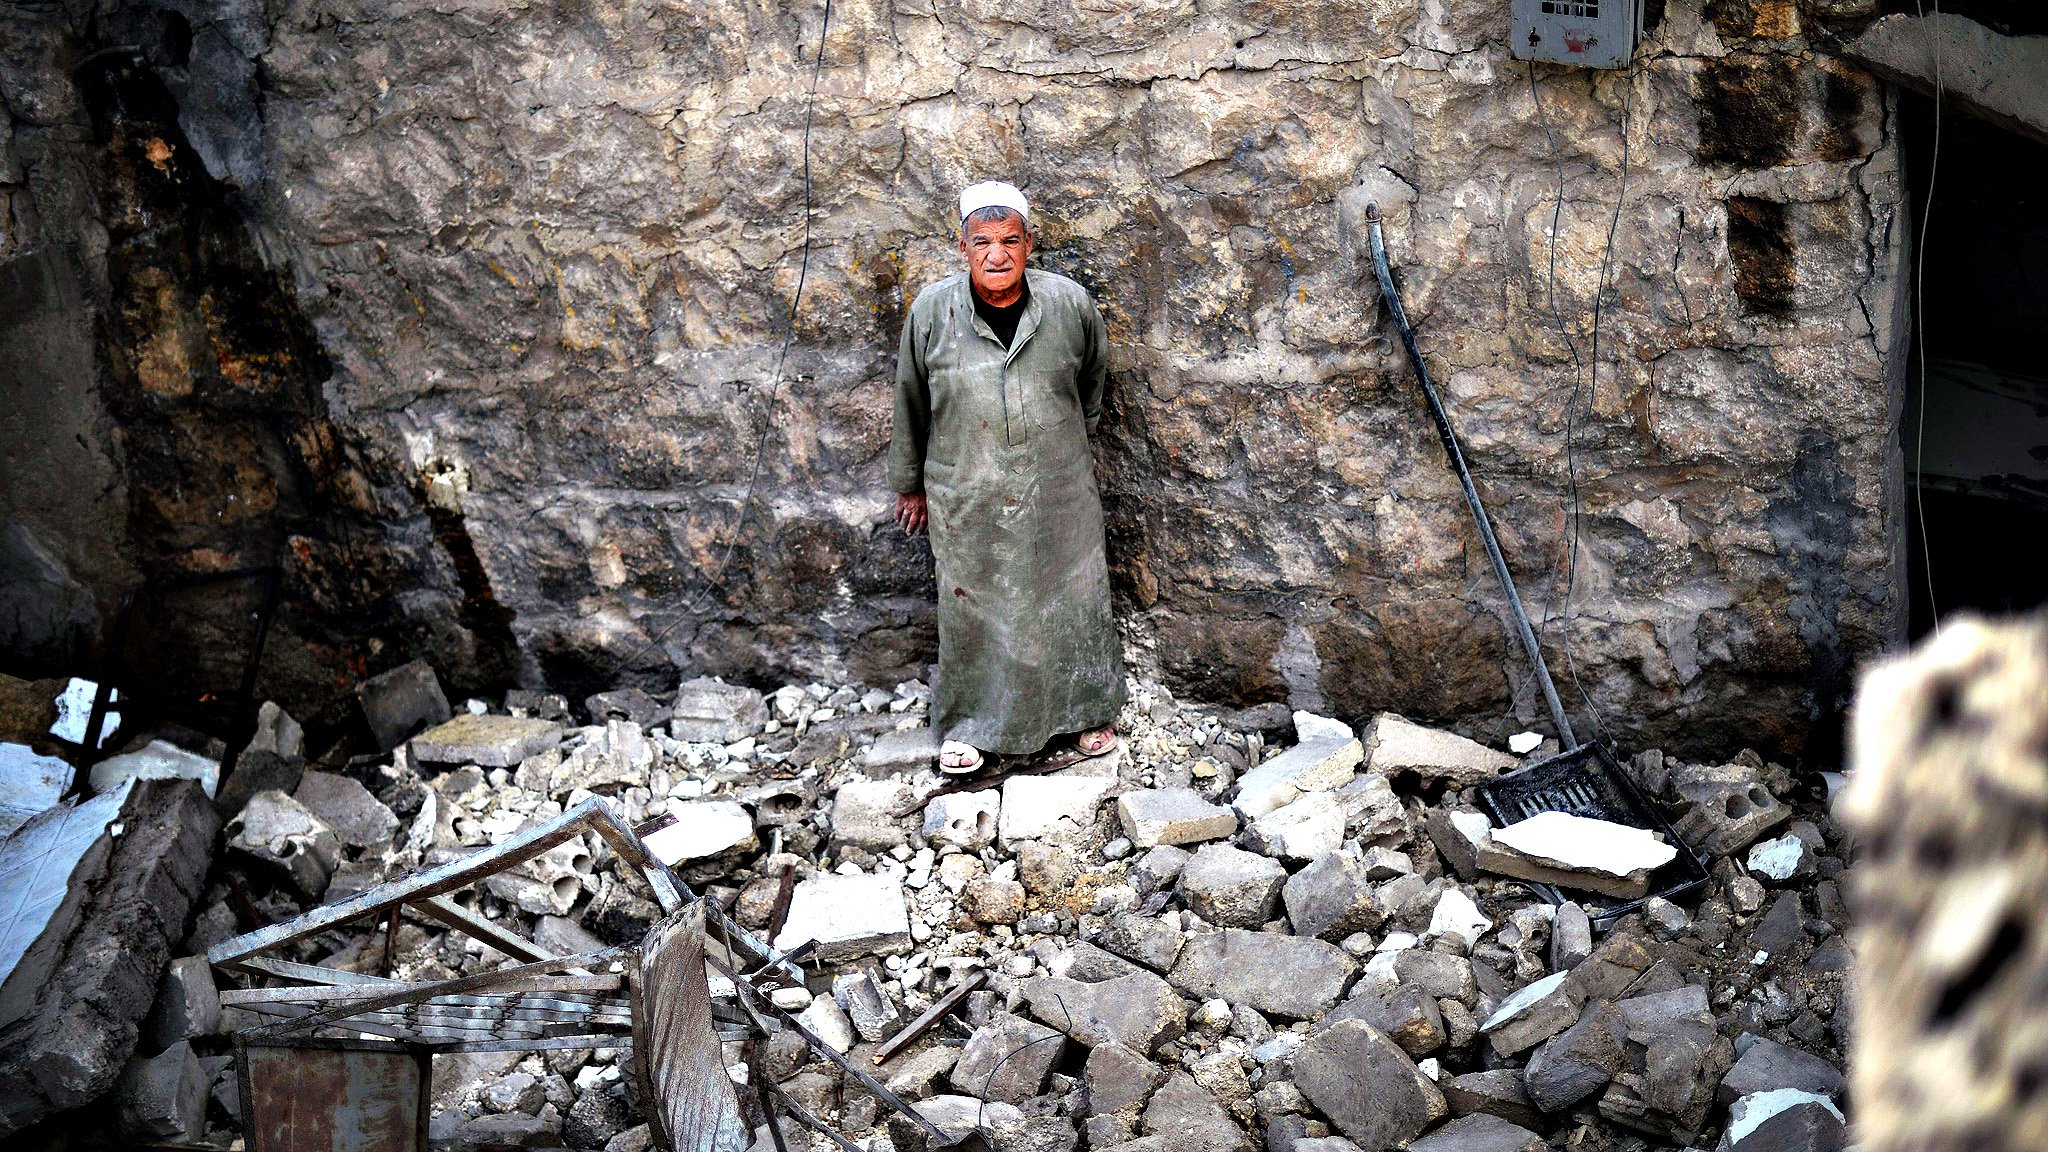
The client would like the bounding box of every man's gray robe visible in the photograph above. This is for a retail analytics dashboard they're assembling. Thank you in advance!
[889,268,1127,755]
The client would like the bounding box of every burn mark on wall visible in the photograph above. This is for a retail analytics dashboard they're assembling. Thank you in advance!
[1697,56,1802,169]
[421,499,522,696]
[1726,197,1798,317]
[1764,435,1858,767]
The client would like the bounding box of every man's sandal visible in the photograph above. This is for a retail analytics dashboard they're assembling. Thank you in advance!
[939,740,987,775]
[1074,725,1119,758]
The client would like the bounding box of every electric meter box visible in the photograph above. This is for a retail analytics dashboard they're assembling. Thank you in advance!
[1511,0,1642,70]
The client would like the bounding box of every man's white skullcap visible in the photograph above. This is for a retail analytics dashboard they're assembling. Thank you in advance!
[959,181,1030,223]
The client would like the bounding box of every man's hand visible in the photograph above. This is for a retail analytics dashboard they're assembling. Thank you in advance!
[894,491,928,536]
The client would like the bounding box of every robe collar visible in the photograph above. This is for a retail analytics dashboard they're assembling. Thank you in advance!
[962,270,1042,365]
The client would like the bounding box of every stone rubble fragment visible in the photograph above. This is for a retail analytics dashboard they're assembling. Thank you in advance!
[357,659,452,751]
[1179,843,1287,928]
[668,677,769,743]
[1022,970,1187,1054]
[1293,1020,1447,1149]
[774,872,911,959]
[1243,791,1346,861]
[643,800,757,864]
[411,713,563,767]
[1232,735,1361,819]
[144,956,221,1048]
[923,791,1000,850]
[1168,929,1357,1020]
[950,1011,1063,1103]
[1282,850,1386,941]
[0,741,71,837]
[227,789,340,897]
[1361,713,1518,784]
[292,770,400,848]
[1407,1112,1545,1152]
[1117,787,1238,848]
[89,739,219,799]
[114,1040,210,1142]
[864,726,939,772]
[1000,771,1116,845]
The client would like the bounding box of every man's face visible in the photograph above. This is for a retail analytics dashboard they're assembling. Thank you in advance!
[959,213,1032,300]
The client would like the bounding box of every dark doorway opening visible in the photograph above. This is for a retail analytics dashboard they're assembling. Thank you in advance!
[1900,90,2048,639]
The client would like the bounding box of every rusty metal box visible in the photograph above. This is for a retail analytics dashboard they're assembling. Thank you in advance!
[238,1038,431,1152]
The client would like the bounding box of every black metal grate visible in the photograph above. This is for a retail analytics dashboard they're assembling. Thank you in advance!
[1540,0,1600,16]
[1475,743,1708,926]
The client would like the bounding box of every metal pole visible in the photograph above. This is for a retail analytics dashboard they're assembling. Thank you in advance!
[1365,204,1578,748]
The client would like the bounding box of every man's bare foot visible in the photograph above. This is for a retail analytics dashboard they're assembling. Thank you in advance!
[939,740,986,774]
[1074,725,1118,758]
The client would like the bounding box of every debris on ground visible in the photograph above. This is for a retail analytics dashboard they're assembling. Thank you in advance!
[0,664,1858,1152]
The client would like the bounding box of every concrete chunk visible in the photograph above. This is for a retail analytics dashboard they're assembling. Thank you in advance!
[411,714,563,767]
[227,789,340,897]
[774,872,910,960]
[1283,851,1385,941]
[1086,1040,1166,1116]
[1117,788,1238,848]
[1408,1113,1545,1152]
[1718,1036,1845,1104]
[89,739,218,799]
[1022,970,1186,1055]
[669,677,768,743]
[292,770,399,848]
[1233,738,1362,818]
[643,801,757,864]
[358,659,452,751]
[1244,792,1346,861]
[1362,713,1516,784]
[1292,1020,1447,1149]
[1180,843,1287,928]
[951,1011,1064,1103]
[1168,929,1357,1020]
[1481,972,1581,1057]
[1001,773,1116,846]
[144,956,220,1047]
[923,790,1000,850]
[114,1040,209,1141]
[864,726,939,773]
[1096,912,1184,972]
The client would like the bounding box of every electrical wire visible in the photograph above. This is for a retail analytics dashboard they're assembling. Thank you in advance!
[1527,60,1635,745]
[1912,0,1943,635]
[613,0,834,672]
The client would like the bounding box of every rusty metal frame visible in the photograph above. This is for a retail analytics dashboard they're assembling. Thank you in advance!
[235,1035,432,1152]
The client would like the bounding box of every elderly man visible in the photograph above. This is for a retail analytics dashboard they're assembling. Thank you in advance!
[889,181,1125,772]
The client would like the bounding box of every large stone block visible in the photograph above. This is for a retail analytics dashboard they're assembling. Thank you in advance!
[1168,929,1356,1020]
[1292,1020,1446,1149]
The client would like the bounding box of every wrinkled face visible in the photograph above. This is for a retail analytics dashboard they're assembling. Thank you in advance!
[959,212,1032,300]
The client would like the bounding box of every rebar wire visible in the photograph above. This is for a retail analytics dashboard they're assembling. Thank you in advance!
[1912,0,1944,635]
[611,0,835,673]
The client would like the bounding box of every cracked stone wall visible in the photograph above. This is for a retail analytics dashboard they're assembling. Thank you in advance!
[5,0,1912,759]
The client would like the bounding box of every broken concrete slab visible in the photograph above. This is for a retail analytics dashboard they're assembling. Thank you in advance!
[950,1011,1063,1103]
[1243,792,1346,861]
[773,871,911,960]
[1333,771,1407,845]
[358,659,452,751]
[833,970,900,1042]
[1408,1112,1544,1152]
[1425,809,1492,880]
[1117,788,1237,849]
[1000,772,1116,846]
[411,714,564,768]
[1167,929,1357,1020]
[1323,984,1446,1059]
[584,687,670,728]
[863,725,939,773]
[1292,1020,1447,1149]
[1845,11,2048,149]
[1283,850,1386,941]
[1179,843,1286,928]
[668,677,768,743]
[1022,970,1186,1054]
[0,779,216,1138]
[292,770,400,848]
[89,739,219,799]
[1362,713,1517,784]
[1233,738,1361,819]
[643,801,757,864]
[0,742,70,838]
[1477,811,1678,900]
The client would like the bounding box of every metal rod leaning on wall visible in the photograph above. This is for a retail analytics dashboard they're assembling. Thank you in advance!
[1365,203,1578,748]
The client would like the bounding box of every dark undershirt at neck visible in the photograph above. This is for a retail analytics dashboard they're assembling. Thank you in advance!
[972,278,1031,349]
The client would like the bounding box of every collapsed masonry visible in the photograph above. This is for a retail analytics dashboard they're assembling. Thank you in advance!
[0,655,1858,1151]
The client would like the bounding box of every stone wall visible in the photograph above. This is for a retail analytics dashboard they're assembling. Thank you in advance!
[4,0,1913,758]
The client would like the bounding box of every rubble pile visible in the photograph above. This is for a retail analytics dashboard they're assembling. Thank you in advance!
[2,663,1857,1151]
